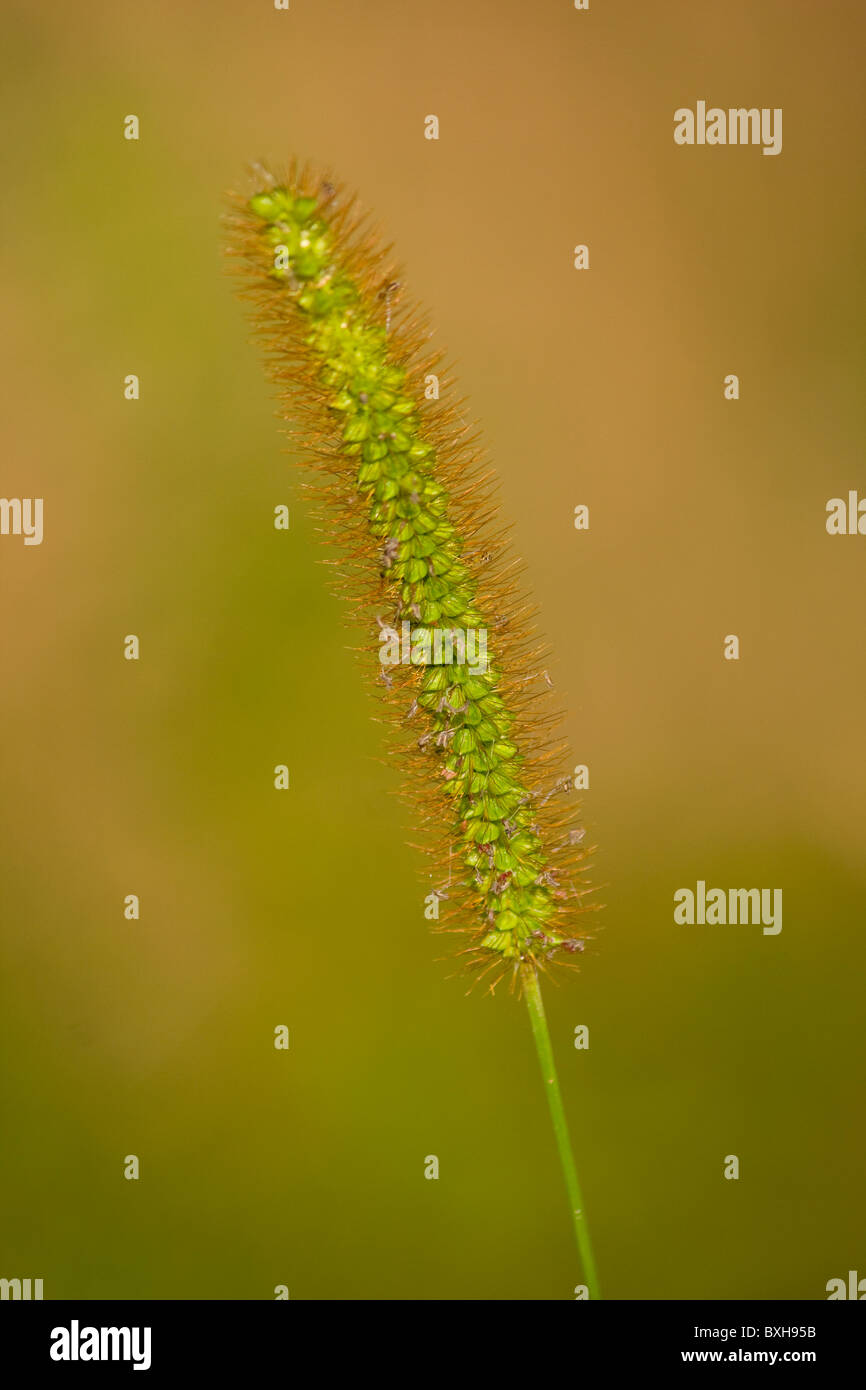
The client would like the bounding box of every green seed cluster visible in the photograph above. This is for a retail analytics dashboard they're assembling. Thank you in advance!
[249,187,576,966]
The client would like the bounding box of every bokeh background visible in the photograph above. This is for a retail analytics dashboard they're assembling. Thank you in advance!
[1,0,864,1300]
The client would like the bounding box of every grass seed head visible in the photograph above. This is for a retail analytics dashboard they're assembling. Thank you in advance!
[226,161,600,994]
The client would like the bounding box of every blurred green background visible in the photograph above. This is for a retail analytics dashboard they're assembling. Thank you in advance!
[1,0,864,1299]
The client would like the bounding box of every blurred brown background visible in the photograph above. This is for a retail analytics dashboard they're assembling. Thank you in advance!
[1,0,864,1298]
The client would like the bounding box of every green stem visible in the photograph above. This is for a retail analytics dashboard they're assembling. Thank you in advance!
[521,964,601,1300]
